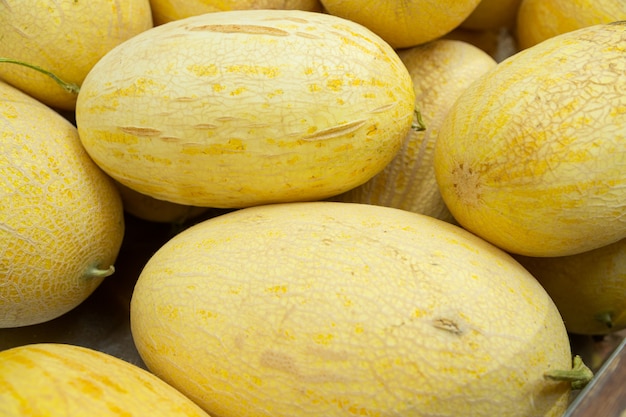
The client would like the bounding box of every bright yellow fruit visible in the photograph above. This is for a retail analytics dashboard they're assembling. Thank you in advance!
[0,0,152,110]
[319,0,482,48]
[461,0,523,30]
[516,238,626,335]
[131,201,572,417]
[336,40,496,222]
[0,81,125,328]
[516,0,626,49]
[149,0,322,25]
[0,343,211,417]
[434,22,626,257]
[76,10,415,208]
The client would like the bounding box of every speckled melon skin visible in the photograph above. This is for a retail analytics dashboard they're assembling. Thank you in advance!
[435,22,626,257]
[76,9,416,208]
[0,0,152,110]
[0,81,125,328]
[516,0,626,49]
[0,343,211,417]
[319,0,482,48]
[130,201,572,417]
[337,40,497,223]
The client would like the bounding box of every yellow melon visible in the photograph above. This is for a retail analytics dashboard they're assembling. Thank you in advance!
[131,201,573,417]
[0,343,211,416]
[76,10,415,208]
[443,26,520,62]
[516,238,626,335]
[149,0,323,25]
[0,0,152,110]
[319,0,482,48]
[0,81,125,328]
[114,181,210,224]
[336,39,497,222]
[461,0,523,30]
[434,22,626,257]
[516,0,626,49]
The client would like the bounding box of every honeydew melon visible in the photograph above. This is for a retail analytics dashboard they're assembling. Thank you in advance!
[131,201,574,417]
[76,10,416,208]
[434,22,626,257]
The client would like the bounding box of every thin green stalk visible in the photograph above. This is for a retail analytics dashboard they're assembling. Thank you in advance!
[0,58,80,94]
[412,108,426,132]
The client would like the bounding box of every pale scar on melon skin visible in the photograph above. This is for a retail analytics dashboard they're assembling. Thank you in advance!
[188,24,290,37]
[450,161,484,207]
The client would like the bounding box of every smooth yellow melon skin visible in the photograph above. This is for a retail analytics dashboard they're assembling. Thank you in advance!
[0,0,152,110]
[131,201,572,417]
[336,40,497,223]
[149,0,322,25]
[516,0,626,49]
[319,0,482,48]
[0,343,211,417]
[76,10,415,208]
[434,22,626,257]
[0,81,125,328]
[516,238,626,335]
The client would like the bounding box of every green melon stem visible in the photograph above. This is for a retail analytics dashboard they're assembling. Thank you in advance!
[594,311,614,329]
[0,58,80,94]
[544,355,593,390]
[85,264,116,279]
[411,108,426,132]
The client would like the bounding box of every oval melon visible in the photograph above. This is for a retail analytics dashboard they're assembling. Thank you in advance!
[434,22,626,257]
[130,201,572,417]
[0,0,152,110]
[516,238,626,335]
[114,180,209,224]
[149,0,323,25]
[76,10,415,208]
[319,0,482,48]
[0,81,125,328]
[0,343,211,417]
[460,0,523,30]
[516,0,626,49]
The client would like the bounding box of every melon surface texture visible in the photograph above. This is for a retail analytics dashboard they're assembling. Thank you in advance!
[0,81,124,328]
[0,343,211,416]
[435,22,626,257]
[76,10,415,208]
[131,201,572,417]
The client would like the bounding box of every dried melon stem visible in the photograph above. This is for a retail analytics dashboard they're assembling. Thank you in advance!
[544,355,593,390]
[0,58,80,94]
